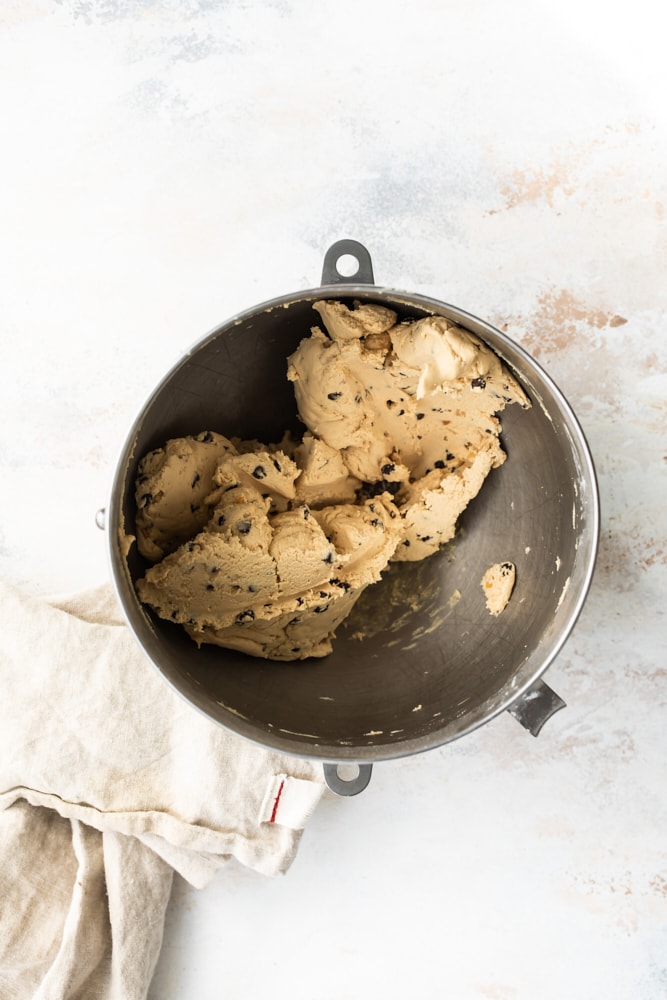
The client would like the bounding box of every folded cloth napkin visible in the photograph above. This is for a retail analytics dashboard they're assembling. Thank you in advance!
[0,582,325,1000]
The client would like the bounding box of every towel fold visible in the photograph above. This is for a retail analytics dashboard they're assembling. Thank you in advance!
[0,582,325,1000]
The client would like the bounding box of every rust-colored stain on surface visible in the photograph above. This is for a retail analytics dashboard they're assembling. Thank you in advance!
[501,159,577,210]
[496,123,650,212]
[495,287,627,359]
[528,288,626,341]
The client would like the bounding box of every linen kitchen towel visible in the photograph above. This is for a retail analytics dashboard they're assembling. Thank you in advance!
[0,582,325,1000]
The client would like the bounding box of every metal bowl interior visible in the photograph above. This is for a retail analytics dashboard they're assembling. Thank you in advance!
[108,286,599,762]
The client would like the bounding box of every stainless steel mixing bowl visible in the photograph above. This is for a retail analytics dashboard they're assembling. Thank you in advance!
[106,240,599,794]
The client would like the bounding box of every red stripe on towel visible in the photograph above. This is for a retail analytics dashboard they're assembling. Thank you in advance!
[269,779,285,823]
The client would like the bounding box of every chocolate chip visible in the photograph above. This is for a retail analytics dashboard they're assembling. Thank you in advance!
[211,566,219,573]
[252,465,267,479]
[224,483,239,493]
[198,431,214,443]
[446,452,455,461]
[303,507,310,519]
[187,542,196,552]
[272,458,282,472]
[237,521,251,535]
[327,392,342,401]
[381,462,395,475]
[416,413,425,420]
[370,518,382,528]
[398,409,405,416]
[434,460,445,469]
[355,394,362,404]
[137,493,153,509]
[289,617,301,625]
[403,539,411,547]
[421,536,432,543]
[314,604,330,614]
[191,473,200,489]
[323,551,334,565]
[386,399,395,408]
[319,591,329,598]
[358,479,401,499]
[501,562,514,574]
[217,514,225,526]
[472,377,486,389]
[332,578,350,591]
[205,583,215,591]
[137,474,149,485]
[236,610,255,623]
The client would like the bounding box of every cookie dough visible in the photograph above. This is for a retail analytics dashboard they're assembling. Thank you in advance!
[293,433,361,508]
[136,477,401,659]
[134,299,529,659]
[481,561,516,615]
[287,300,529,560]
[135,431,237,562]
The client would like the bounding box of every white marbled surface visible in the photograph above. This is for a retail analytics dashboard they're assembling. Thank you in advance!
[1,1,665,997]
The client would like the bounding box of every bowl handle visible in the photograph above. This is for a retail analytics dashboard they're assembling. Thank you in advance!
[323,762,373,796]
[321,239,375,285]
[507,678,566,736]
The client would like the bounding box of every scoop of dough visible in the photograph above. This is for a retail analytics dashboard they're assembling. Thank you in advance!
[134,431,237,562]
[136,482,401,659]
[288,304,528,483]
[190,496,402,659]
[390,316,508,398]
[135,487,277,629]
[288,300,530,557]
[313,299,397,342]
[481,561,516,615]
[293,433,361,508]
[312,495,401,587]
[186,581,362,660]
[207,449,299,514]
[394,445,502,562]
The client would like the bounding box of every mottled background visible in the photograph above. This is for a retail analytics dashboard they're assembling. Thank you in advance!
[1,1,665,997]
